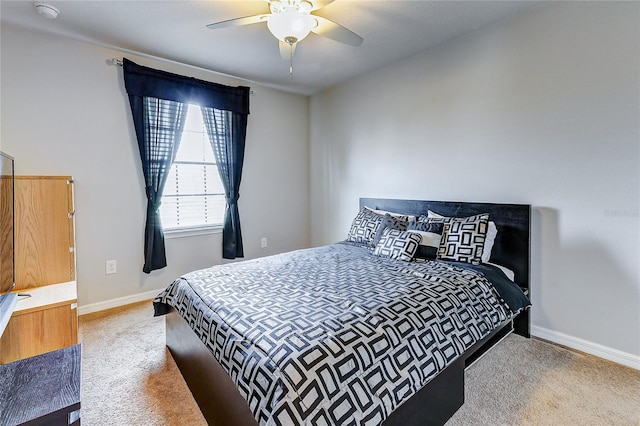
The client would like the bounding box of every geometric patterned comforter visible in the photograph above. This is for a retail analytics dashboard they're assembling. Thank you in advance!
[153,242,513,426]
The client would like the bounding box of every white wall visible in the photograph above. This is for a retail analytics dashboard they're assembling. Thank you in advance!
[310,2,640,361]
[0,24,310,309]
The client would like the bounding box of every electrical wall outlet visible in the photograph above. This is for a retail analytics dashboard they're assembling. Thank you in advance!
[105,260,117,275]
[261,237,268,248]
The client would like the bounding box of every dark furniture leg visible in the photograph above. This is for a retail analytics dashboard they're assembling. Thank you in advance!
[513,309,530,338]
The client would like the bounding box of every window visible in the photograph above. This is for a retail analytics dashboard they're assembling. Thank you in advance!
[159,104,225,232]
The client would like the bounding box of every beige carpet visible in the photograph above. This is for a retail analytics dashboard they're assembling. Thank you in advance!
[79,301,207,425]
[79,301,640,425]
[448,336,640,426]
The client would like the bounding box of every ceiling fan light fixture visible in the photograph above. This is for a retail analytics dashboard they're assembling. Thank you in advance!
[267,9,316,43]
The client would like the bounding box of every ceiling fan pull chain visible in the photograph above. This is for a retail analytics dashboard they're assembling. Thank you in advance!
[290,43,294,78]
[284,35,297,78]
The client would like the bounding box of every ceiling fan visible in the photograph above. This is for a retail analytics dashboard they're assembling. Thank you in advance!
[206,0,363,74]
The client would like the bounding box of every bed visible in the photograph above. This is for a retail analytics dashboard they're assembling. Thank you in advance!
[153,198,531,425]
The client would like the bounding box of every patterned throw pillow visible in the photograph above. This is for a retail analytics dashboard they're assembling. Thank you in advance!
[372,214,409,247]
[374,228,421,261]
[426,213,490,265]
[406,220,444,260]
[347,208,386,246]
[429,210,498,263]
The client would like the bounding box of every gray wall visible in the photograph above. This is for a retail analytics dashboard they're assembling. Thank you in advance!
[310,2,639,359]
[1,24,310,309]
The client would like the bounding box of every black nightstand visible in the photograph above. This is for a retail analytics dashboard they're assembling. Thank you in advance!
[0,344,81,425]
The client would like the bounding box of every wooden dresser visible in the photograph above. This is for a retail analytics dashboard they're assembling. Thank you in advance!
[0,176,77,364]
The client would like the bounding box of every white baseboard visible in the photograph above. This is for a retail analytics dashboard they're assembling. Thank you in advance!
[77,289,161,316]
[532,325,640,370]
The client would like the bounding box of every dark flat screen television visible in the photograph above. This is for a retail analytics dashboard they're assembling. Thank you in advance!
[0,151,17,335]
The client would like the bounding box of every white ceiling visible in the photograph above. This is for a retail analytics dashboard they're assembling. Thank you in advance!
[0,0,541,95]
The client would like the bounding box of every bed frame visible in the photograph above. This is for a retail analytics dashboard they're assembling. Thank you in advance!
[165,198,531,426]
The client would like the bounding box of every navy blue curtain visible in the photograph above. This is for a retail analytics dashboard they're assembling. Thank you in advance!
[123,58,250,272]
[202,107,247,259]
[129,97,186,273]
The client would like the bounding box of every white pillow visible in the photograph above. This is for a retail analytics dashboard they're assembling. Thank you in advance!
[483,221,498,263]
[428,210,497,263]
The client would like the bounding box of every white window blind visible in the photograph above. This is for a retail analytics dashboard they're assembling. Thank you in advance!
[160,104,225,231]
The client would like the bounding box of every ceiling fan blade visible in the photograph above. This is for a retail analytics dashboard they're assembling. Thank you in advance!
[206,14,269,30]
[310,0,335,11]
[311,15,363,47]
[279,41,297,60]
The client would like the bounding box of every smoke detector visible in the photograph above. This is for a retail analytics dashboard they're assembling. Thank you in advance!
[35,3,60,19]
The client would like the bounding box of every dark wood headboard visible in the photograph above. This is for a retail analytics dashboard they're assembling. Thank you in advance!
[359,198,531,293]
